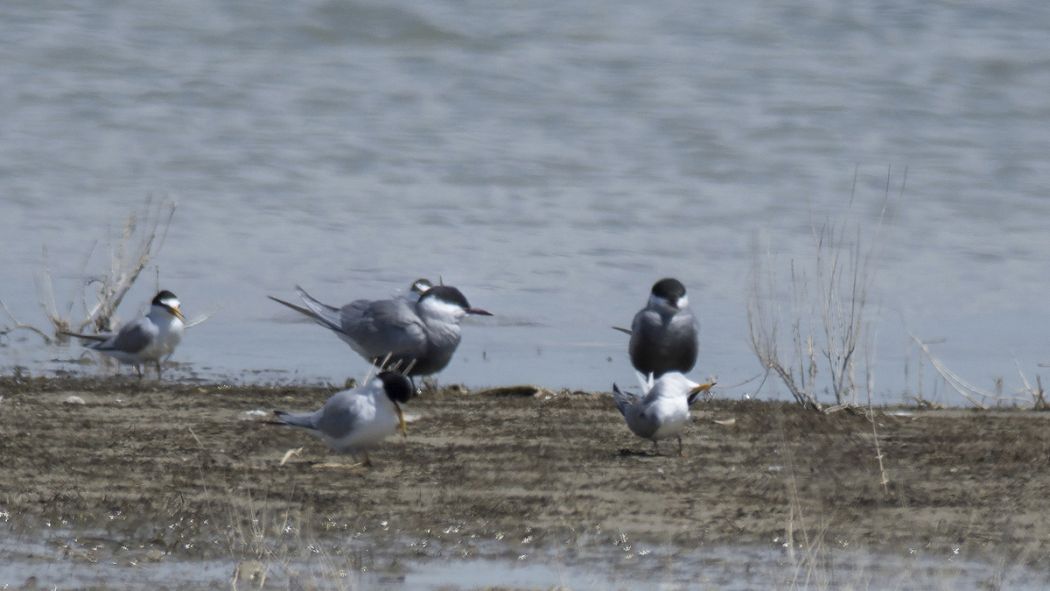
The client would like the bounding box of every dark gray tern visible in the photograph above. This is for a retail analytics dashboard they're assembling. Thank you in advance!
[269,283,491,377]
[616,278,699,379]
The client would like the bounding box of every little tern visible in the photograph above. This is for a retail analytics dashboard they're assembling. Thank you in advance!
[612,372,714,456]
[269,283,491,377]
[62,290,186,379]
[271,371,414,466]
[619,278,699,379]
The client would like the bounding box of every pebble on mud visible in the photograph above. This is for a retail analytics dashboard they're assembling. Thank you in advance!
[63,395,86,405]
[232,560,267,587]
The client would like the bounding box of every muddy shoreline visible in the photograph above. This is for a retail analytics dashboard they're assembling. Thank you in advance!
[2,375,1050,587]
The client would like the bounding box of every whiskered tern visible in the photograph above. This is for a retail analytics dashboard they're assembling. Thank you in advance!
[269,283,491,377]
[617,278,699,379]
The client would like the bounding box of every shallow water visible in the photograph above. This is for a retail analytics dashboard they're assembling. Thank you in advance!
[2,525,1046,590]
[1,1,1049,402]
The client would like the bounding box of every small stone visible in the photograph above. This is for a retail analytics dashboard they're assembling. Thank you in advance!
[240,409,270,421]
[233,560,267,585]
[63,395,86,405]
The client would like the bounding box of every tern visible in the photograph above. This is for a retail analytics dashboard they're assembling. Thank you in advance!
[271,371,414,467]
[404,278,434,302]
[616,278,699,379]
[269,283,491,377]
[62,290,186,379]
[612,372,714,456]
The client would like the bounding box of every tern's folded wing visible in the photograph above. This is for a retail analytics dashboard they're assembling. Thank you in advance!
[315,391,365,439]
[340,299,428,359]
[91,318,156,353]
[611,383,640,417]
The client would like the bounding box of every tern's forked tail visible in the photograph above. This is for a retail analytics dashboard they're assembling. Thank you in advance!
[267,287,343,333]
[58,330,110,343]
[271,410,317,430]
[611,383,638,417]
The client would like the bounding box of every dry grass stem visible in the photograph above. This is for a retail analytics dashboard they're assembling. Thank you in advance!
[748,167,902,411]
[778,417,832,590]
[184,307,220,329]
[865,333,890,494]
[747,251,822,411]
[748,171,900,411]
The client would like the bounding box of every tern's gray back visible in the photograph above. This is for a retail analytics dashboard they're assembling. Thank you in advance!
[340,299,430,369]
[629,308,698,377]
[93,317,155,354]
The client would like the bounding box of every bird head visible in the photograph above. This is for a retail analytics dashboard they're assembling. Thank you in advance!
[648,277,688,311]
[417,285,492,321]
[152,290,185,321]
[377,371,413,436]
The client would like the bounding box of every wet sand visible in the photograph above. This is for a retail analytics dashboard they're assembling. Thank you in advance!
[2,375,1050,588]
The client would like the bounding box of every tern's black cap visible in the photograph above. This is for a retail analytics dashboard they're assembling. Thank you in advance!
[651,278,687,301]
[378,371,414,403]
[419,285,471,310]
[151,290,179,306]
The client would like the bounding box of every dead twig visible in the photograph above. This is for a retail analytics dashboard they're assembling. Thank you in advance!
[79,197,176,333]
[910,334,989,409]
[1016,362,1048,410]
[14,196,178,344]
[0,298,53,343]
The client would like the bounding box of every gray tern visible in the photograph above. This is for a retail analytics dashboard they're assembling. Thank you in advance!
[618,278,699,379]
[271,371,414,467]
[612,372,714,456]
[62,290,186,379]
[269,283,491,377]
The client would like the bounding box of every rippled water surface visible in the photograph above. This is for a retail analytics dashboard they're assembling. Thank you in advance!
[2,525,1046,590]
[2,1,1049,400]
